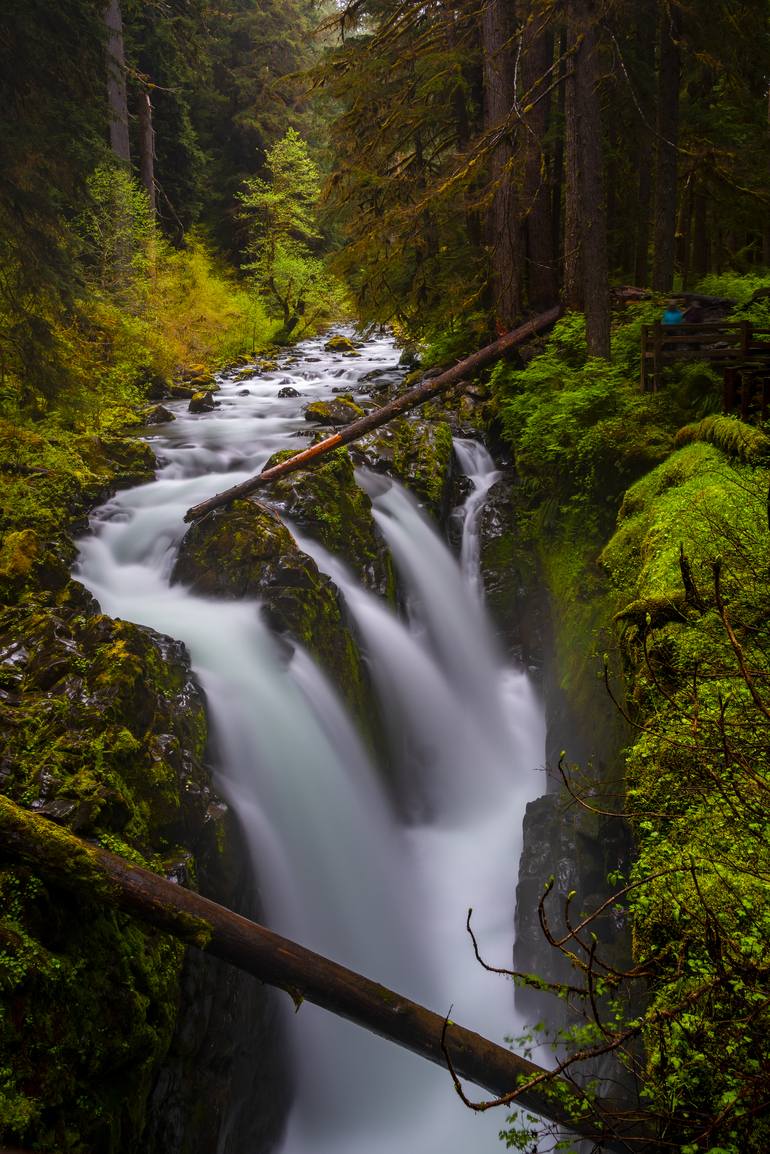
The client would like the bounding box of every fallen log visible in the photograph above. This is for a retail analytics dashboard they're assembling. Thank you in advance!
[0,794,648,1149]
[184,306,561,522]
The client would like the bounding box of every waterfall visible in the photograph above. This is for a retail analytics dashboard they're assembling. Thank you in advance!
[75,332,546,1154]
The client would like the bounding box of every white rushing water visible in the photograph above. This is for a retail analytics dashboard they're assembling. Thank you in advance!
[75,331,546,1154]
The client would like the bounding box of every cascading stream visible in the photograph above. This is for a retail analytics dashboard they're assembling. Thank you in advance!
[75,332,547,1154]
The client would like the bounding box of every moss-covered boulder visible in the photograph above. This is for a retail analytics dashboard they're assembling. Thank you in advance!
[323,335,356,353]
[303,396,364,426]
[354,416,454,520]
[262,447,393,596]
[188,391,216,414]
[171,500,366,713]
[145,404,176,425]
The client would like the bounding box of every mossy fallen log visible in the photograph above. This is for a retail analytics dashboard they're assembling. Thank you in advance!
[184,307,562,522]
[0,792,650,1150]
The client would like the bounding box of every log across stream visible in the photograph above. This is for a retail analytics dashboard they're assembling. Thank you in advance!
[75,331,553,1153]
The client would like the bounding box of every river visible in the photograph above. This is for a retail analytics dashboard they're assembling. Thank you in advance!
[75,330,547,1154]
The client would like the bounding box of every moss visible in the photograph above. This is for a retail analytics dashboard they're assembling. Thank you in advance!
[172,500,369,717]
[674,413,770,464]
[303,397,364,425]
[357,416,454,519]
[263,446,393,594]
[323,335,357,353]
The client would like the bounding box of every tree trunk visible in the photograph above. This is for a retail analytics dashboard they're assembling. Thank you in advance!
[563,9,582,311]
[0,794,648,1149]
[551,28,567,283]
[520,12,558,309]
[482,0,521,329]
[184,305,562,522]
[104,0,131,164]
[138,90,156,216]
[631,0,657,286]
[691,179,709,280]
[652,2,680,292]
[564,0,610,357]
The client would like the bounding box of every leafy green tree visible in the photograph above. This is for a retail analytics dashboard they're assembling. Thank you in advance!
[238,128,346,336]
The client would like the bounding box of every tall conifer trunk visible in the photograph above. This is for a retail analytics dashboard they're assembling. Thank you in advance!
[482,0,521,329]
[520,8,558,309]
[652,2,680,291]
[104,0,131,164]
[632,0,657,286]
[564,0,610,357]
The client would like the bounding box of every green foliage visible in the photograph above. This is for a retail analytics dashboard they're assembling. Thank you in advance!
[494,312,672,533]
[600,443,770,1152]
[239,129,349,336]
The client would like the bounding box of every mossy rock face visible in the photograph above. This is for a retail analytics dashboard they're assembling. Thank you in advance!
[355,416,454,520]
[303,397,364,426]
[0,596,212,1151]
[262,447,393,596]
[172,501,367,713]
[323,335,356,353]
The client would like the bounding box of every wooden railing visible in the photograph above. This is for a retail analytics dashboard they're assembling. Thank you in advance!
[640,321,770,391]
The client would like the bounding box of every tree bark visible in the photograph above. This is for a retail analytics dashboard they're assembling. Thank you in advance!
[520,10,558,309]
[138,90,156,216]
[482,0,521,329]
[564,0,610,357]
[631,0,657,286]
[652,2,680,292]
[0,794,648,1147]
[104,0,131,165]
[184,306,561,522]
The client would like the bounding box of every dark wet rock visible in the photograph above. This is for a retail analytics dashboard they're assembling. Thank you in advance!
[514,793,632,1020]
[323,334,357,353]
[139,367,173,400]
[167,383,197,399]
[278,385,301,398]
[262,447,394,597]
[354,417,454,520]
[304,397,364,426]
[476,472,545,667]
[145,808,290,1154]
[145,404,176,425]
[188,391,216,413]
[239,388,251,396]
[172,501,368,713]
[397,343,421,368]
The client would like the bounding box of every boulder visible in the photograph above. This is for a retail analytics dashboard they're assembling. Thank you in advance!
[323,334,357,353]
[188,391,216,413]
[145,404,176,425]
[354,417,454,520]
[304,397,364,426]
[278,386,301,398]
[171,501,367,712]
[262,447,394,597]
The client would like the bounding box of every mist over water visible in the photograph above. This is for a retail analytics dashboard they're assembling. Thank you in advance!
[75,332,546,1154]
